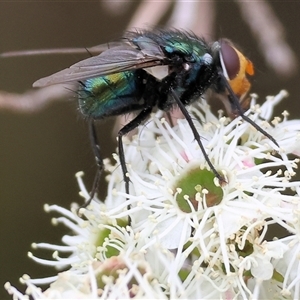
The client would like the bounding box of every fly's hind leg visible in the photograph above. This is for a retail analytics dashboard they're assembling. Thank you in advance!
[81,118,104,209]
[81,92,156,214]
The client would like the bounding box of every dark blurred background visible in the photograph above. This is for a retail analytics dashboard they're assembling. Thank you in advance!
[0,1,299,298]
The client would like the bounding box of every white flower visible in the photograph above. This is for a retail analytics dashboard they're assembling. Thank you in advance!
[6,91,300,299]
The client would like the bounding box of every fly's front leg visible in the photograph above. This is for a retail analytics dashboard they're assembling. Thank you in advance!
[218,72,279,148]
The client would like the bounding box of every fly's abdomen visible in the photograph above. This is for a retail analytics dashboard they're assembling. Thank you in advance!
[78,70,144,119]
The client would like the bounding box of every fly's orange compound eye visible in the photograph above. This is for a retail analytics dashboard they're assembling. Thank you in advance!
[219,39,254,98]
[219,39,240,80]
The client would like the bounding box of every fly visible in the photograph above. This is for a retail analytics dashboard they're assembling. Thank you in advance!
[32,29,278,207]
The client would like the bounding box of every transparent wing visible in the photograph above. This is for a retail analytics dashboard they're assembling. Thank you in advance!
[33,44,166,87]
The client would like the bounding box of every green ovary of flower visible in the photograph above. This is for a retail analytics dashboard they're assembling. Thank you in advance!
[175,168,223,213]
[95,219,128,258]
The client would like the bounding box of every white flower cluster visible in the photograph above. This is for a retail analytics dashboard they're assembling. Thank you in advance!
[5,91,300,299]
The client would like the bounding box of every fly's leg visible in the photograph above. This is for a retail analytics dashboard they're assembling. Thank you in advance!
[117,105,153,196]
[218,72,279,148]
[116,105,153,225]
[81,119,103,208]
[170,88,226,185]
[81,100,155,210]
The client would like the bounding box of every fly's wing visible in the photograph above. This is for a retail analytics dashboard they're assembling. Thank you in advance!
[33,44,166,87]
